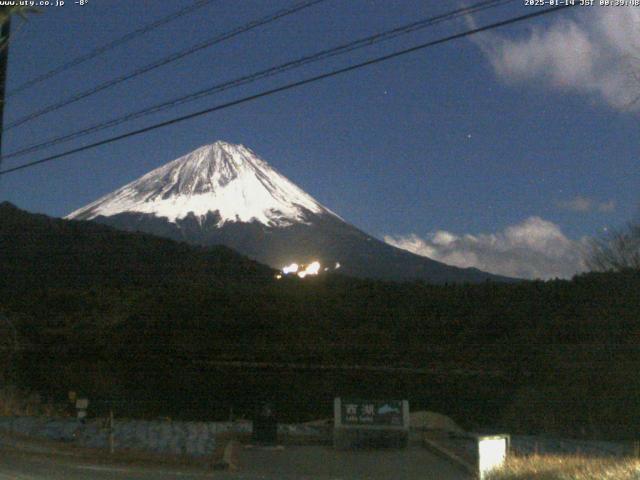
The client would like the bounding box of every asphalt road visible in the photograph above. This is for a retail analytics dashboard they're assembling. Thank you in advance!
[240,445,471,480]
[0,440,470,480]
[0,448,219,480]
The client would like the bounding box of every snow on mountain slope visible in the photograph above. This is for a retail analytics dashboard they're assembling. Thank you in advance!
[67,141,337,227]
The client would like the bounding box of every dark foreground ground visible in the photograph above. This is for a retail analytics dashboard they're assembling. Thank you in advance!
[239,444,469,479]
[0,433,470,480]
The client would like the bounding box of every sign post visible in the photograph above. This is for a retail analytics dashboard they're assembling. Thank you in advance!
[334,397,409,449]
[478,434,509,479]
[75,398,89,422]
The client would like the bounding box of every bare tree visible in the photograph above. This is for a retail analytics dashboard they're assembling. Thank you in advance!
[0,6,39,25]
[0,5,40,54]
[587,222,640,272]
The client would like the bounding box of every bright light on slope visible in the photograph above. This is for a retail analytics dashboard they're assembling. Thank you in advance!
[282,263,299,274]
[298,261,321,278]
[278,260,343,279]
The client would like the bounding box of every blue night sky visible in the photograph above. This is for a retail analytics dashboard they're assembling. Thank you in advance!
[1,1,638,279]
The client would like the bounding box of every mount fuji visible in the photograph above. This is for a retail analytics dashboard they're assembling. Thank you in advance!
[67,141,508,283]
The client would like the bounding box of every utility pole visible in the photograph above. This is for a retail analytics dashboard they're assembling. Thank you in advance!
[0,10,11,159]
[109,408,115,454]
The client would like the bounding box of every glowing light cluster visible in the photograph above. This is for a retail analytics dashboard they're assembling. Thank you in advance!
[282,263,299,274]
[277,260,341,279]
[298,261,320,278]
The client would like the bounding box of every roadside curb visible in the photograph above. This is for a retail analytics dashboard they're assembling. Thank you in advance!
[423,436,477,477]
[0,431,208,469]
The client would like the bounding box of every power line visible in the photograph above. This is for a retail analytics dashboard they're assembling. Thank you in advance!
[0,5,576,177]
[1,0,514,162]
[0,12,10,159]
[3,0,328,131]
[188,360,505,376]
[6,0,218,98]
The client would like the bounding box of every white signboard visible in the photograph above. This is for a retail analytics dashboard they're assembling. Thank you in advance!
[478,435,508,480]
[334,398,409,430]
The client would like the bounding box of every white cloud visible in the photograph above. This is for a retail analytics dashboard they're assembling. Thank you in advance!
[473,9,640,110]
[598,200,616,213]
[557,195,593,212]
[384,217,588,280]
[556,195,616,213]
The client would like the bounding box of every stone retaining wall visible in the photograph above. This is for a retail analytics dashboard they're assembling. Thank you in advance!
[0,417,326,457]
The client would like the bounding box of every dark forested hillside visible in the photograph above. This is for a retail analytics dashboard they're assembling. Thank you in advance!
[1,203,639,439]
[0,201,273,290]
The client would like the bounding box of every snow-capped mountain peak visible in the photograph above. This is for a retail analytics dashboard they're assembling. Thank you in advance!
[65,141,510,283]
[67,141,336,227]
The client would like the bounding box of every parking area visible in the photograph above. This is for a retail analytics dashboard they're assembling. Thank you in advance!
[238,444,471,480]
